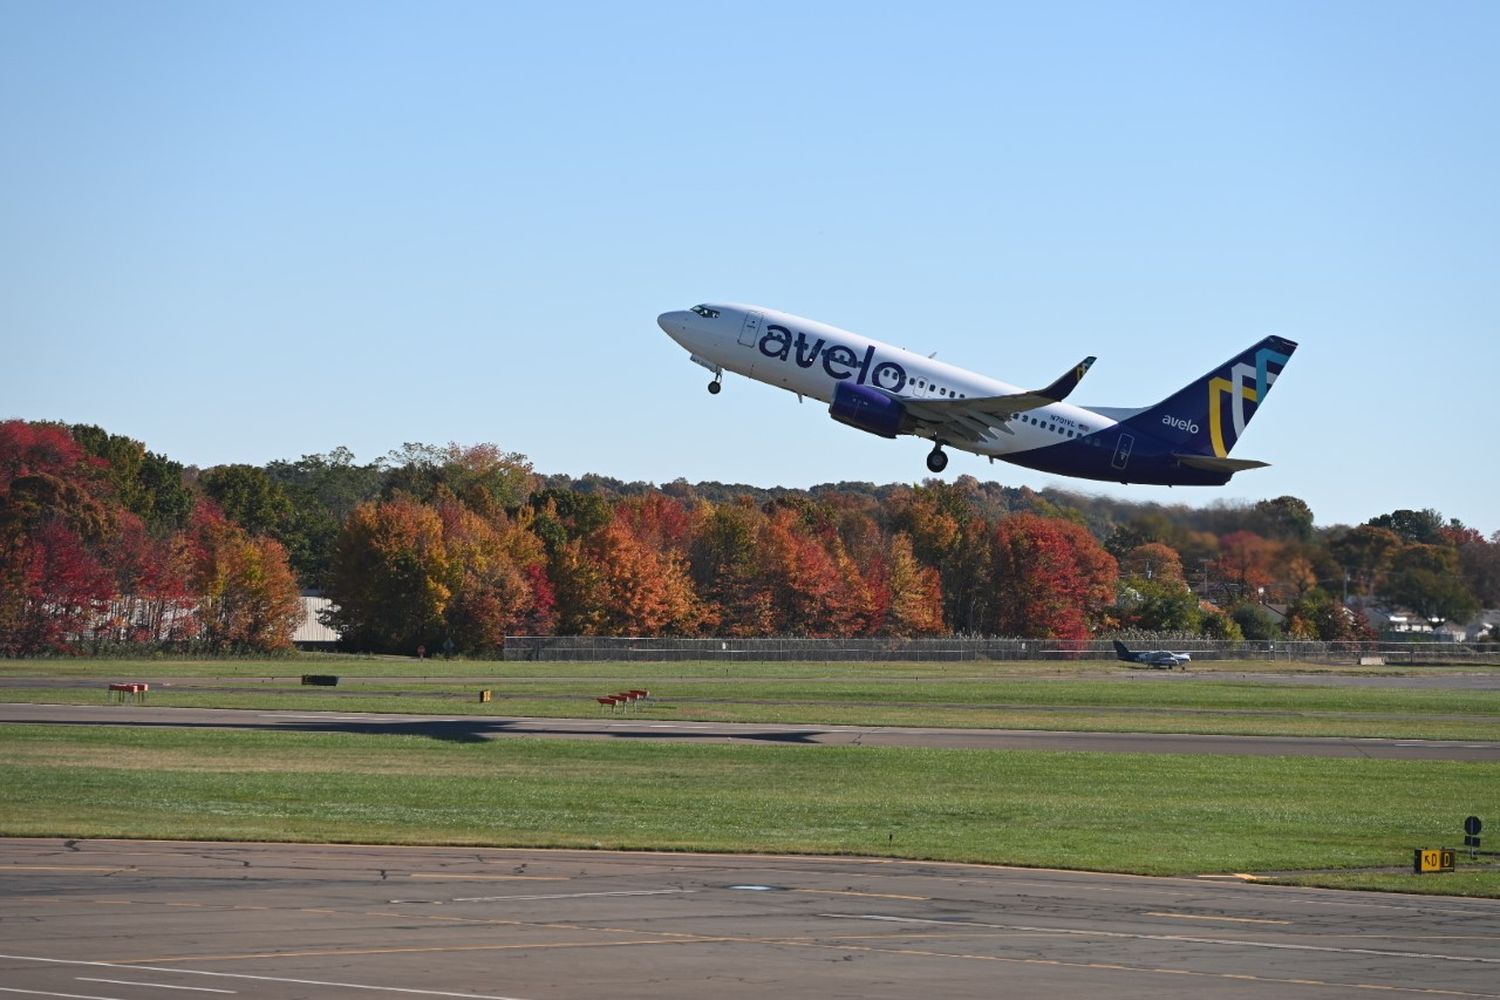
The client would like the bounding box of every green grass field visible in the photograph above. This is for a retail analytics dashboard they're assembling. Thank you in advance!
[1,723,1495,895]
[4,656,1498,739]
[3,656,1498,896]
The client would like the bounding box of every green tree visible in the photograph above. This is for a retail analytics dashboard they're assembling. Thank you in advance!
[1367,508,1446,545]
[1378,544,1480,625]
[1118,577,1201,633]
[71,424,192,532]
[1251,495,1315,542]
[265,447,383,589]
[200,464,292,539]
[1231,603,1280,641]
[1329,524,1402,597]
[384,442,535,516]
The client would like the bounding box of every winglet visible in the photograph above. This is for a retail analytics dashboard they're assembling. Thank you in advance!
[1036,357,1095,403]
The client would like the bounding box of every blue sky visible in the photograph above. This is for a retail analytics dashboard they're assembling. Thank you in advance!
[4,1,1496,533]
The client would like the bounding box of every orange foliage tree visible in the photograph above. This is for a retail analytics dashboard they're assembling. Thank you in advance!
[189,502,304,651]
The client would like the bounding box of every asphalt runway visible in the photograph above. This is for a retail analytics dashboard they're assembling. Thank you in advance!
[2,838,1497,1000]
[3,702,1499,760]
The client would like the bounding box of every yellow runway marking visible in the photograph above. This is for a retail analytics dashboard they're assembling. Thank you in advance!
[1145,911,1291,925]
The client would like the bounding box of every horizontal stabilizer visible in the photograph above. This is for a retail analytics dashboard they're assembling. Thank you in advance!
[1172,454,1270,473]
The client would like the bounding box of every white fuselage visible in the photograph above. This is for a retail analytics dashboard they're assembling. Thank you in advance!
[658,302,1118,461]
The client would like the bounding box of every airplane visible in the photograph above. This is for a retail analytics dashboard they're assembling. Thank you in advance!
[657,303,1297,486]
[1113,639,1192,668]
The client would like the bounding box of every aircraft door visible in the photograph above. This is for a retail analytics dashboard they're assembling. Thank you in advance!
[737,310,763,347]
[1111,433,1134,471]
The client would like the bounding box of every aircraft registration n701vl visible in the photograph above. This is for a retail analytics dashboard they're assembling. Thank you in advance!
[658,303,1297,486]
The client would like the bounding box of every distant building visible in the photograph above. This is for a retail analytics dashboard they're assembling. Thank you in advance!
[1449,610,1500,642]
[295,592,340,648]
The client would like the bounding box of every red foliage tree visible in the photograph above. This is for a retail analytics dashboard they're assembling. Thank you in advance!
[984,514,1118,642]
[0,422,118,655]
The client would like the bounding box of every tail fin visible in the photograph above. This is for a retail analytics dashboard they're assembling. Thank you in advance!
[1124,335,1297,458]
[1112,640,1133,661]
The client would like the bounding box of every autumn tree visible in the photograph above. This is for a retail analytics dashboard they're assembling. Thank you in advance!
[552,518,705,636]
[325,497,452,652]
[0,422,117,655]
[99,512,195,643]
[1212,531,1277,603]
[689,498,774,636]
[880,532,945,636]
[1284,590,1375,642]
[984,514,1117,641]
[438,502,553,650]
[757,506,871,636]
[188,502,304,651]
[1118,542,1186,584]
[1457,532,1500,608]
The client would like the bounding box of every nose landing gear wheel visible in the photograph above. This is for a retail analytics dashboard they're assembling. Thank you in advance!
[926,445,948,473]
[707,378,722,395]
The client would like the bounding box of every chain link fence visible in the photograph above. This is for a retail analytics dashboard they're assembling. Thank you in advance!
[503,635,1500,665]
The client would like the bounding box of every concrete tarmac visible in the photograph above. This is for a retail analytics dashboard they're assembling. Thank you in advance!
[2,838,1498,999]
[3,701,1499,760]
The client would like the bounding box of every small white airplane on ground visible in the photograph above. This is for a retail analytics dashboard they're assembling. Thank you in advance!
[1113,640,1192,668]
[658,303,1297,486]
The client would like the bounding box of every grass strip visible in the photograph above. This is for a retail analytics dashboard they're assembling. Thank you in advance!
[2,724,1496,896]
[4,674,1497,739]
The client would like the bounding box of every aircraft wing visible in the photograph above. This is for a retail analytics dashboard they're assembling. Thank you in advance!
[899,357,1096,444]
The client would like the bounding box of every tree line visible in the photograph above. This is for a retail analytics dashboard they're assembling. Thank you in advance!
[2,419,1496,656]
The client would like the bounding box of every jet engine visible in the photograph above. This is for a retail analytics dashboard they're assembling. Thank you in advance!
[829,381,908,439]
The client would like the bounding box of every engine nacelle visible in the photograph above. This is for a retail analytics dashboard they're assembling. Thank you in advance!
[829,381,908,439]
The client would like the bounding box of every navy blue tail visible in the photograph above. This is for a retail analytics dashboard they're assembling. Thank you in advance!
[1122,335,1297,458]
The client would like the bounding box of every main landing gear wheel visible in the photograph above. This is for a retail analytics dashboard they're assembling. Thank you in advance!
[926,445,948,473]
[707,378,722,395]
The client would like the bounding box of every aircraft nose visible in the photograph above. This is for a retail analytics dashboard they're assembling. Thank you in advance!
[657,310,692,343]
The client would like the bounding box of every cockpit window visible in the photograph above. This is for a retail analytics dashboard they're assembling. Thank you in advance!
[691,305,720,319]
